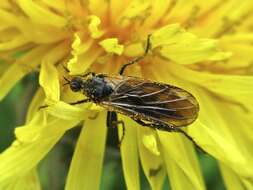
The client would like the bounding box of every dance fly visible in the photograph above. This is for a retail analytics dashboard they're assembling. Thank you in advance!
[66,74,199,132]
[57,34,200,148]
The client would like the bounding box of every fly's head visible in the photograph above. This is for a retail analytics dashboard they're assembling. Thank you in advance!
[64,74,113,101]
[68,77,84,92]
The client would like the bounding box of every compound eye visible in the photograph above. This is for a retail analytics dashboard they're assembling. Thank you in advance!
[70,78,82,92]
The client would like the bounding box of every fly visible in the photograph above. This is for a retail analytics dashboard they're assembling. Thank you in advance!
[50,35,201,149]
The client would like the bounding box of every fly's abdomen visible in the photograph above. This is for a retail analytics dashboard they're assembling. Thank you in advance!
[100,76,199,128]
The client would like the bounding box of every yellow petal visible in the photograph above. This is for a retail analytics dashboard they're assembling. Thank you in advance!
[1,169,41,190]
[99,38,124,55]
[138,127,165,190]
[0,63,32,100]
[161,1,199,25]
[146,62,216,189]
[0,45,51,101]
[219,33,253,68]
[0,41,69,101]
[18,0,67,28]
[0,62,9,76]
[189,120,246,169]
[0,0,11,9]
[88,0,108,18]
[118,115,140,190]
[214,101,253,157]
[40,82,102,121]
[0,35,29,51]
[193,1,253,37]
[39,42,70,100]
[124,42,143,57]
[152,63,253,178]
[219,163,253,190]
[66,111,107,190]
[42,100,91,121]
[0,8,22,28]
[41,0,66,12]
[108,1,127,25]
[151,24,231,64]
[212,103,253,181]
[120,0,150,19]
[15,113,45,143]
[67,33,101,75]
[158,131,205,190]
[166,62,253,111]
[71,33,92,55]
[70,48,102,75]
[116,0,151,27]
[16,111,81,143]
[141,0,172,29]
[88,15,104,39]
[160,61,253,179]
[39,61,60,101]
[20,22,69,44]
[142,133,160,156]
[187,91,253,178]
[0,116,79,186]
[26,88,45,122]
[0,11,64,44]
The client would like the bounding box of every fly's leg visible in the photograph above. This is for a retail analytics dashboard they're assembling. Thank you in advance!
[119,34,152,75]
[69,98,90,105]
[62,64,70,72]
[81,72,95,78]
[175,128,206,154]
[70,99,99,120]
[107,111,117,128]
[135,119,206,153]
[107,111,126,146]
[38,105,49,110]
[62,64,95,78]
[39,98,90,110]
[116,121,125,147]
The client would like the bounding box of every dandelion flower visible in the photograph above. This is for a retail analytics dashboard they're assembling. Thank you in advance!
[0,1,253,189]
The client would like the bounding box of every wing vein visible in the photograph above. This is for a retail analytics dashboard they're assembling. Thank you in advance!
[143,97,189,105]
[108,102,196,111]
[115,81,146,95]
[108,104,192,120]
[140,86,168,98]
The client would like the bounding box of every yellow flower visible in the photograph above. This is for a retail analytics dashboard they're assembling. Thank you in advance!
[0,1,253,189]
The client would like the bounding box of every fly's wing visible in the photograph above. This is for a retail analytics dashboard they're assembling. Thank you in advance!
[101,76,199,128]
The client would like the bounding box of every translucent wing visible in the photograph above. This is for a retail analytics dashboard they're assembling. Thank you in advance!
[100,75,199,128]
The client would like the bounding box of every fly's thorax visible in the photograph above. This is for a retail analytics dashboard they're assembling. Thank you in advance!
[83,76,114,101]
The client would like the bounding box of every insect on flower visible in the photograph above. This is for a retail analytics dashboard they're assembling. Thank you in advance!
[57,35,200,148]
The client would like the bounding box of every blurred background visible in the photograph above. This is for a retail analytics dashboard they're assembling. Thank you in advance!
[0,72,226,190]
